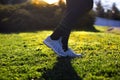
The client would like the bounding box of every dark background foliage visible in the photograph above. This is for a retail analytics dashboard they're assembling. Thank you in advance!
[0,0,97,33]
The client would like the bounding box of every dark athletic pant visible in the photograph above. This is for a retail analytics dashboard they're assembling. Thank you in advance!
[51,0,93,51]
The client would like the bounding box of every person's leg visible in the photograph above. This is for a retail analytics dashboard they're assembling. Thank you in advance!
[51,0,93,51]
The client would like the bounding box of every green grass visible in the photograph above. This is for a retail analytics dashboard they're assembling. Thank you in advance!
[0,27,120,80]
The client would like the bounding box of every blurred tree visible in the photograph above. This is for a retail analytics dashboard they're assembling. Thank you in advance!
[105,9,112,19]
[58,0,66,12]
[96,0,105,18]
[111,3,120,20]
[0,0,8,4]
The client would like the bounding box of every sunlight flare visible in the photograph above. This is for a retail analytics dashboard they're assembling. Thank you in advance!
[43,0,58,4]
[31,0,65,5]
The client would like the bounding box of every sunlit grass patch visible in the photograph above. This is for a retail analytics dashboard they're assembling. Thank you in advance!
[0,30,120,80]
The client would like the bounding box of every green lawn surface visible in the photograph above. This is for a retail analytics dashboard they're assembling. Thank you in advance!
[0,26,120,80]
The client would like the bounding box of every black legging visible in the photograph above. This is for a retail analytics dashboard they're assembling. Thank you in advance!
[51,0,93,51]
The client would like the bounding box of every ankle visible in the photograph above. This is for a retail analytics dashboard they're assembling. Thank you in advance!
[62,46,68,52]
[50,35,60,40]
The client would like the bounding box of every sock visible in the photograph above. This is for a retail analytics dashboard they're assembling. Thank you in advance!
[61,30,71,52]
[50,26,64,40]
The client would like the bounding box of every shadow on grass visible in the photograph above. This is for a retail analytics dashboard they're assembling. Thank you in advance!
[41,57,82,80]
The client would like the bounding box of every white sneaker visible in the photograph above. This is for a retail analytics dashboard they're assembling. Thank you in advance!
[65,48,82,57]
[59,38,82,57]
[43,36,67,57]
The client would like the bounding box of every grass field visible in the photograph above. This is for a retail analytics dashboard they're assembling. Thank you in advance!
[0,26,120,80]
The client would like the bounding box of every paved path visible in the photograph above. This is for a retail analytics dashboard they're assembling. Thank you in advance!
[106,27,120,34]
